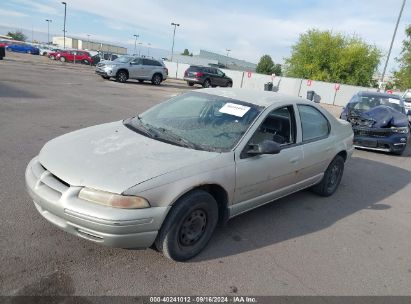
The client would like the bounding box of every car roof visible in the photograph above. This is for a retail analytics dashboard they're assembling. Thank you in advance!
[357,91,401,99]
[198,88,302,107]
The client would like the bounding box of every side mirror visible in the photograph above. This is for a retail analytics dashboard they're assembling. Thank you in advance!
[407,109,411,115]
[247,140,281,156]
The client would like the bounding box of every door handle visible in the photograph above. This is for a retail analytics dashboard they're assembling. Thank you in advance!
[289,157,300,163]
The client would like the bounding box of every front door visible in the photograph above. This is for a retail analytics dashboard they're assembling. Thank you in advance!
[232,105,304,217]
[128,58,143,78]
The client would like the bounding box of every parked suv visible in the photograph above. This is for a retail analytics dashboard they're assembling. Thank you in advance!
[95,55,168,85]
[56,50,92,64]
[183,66,233,88]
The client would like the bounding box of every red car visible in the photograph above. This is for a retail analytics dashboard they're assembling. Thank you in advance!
[48,50,64,60]
[54,50,92,64]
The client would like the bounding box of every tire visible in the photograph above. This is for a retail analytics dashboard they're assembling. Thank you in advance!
[60,57,66,62]
[155,190,219,261]
[202,79,211,88]
[6,47,12,52]
[116,70,128,83]
[83,60,90,65]
[226,81,233,87]
[392,147,406,155]
[49,55,55,60]
[101,75,110,80]
[188,82,194,87]
[311,155,344,197]
[42,52,47,56]
[151,73,162,85]
[27,50,31,54]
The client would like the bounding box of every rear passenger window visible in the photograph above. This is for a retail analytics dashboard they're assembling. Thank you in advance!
[143,59,162,66]
[298,105,330,142]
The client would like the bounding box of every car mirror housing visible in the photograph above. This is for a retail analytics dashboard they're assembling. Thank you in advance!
[247,140,281,156]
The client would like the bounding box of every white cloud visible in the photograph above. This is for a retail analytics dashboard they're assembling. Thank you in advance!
[0,8,27,17]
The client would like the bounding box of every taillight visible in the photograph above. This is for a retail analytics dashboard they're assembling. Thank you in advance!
[194,72,204,77]
[164,67,168,75]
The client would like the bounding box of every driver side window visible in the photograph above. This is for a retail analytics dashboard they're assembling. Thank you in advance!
[249,105,296,146]
[131,58,141,65]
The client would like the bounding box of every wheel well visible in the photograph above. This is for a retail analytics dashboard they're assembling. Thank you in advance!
[153,72,163,80]
[179,184,229,225]
[117,69,129,77]
[337,150,347,162]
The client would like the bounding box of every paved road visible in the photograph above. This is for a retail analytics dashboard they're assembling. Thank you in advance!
[1,53,410,296]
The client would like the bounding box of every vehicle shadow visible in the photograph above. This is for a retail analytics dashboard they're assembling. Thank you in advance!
[192,156,411,262]
[107,78,194,90]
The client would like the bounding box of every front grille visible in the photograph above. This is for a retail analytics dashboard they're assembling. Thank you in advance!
[31,159,70,199]
[353,128,393,138]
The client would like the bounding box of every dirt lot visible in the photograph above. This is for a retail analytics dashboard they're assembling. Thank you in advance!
[1,52,411,296]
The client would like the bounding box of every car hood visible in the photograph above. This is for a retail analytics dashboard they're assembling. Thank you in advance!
[347,105,408,128]
[38,121,220,194]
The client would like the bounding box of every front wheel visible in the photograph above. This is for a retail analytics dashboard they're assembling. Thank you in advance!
[188,82,194,87]
[101,75,110,80]
[226,81,233,87]
[155,190,219,261]
[311,155,344,197]
[60,57,66,62]
[116,71,128,83]
[49,55,55,60]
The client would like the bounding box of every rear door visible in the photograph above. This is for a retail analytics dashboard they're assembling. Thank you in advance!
[297,104,334,183]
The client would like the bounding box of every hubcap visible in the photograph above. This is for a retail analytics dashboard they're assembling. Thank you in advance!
[119,73,126,82]
[179,209,207,246]
[327,164,341,191]
[154,75,161,84]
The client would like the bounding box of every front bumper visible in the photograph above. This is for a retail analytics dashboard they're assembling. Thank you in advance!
[353,127,408,153]
[95,68,115,77]
[25,157,169,248]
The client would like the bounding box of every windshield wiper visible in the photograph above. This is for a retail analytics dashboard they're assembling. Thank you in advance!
[124,116,157,138]
[154,127,206,150]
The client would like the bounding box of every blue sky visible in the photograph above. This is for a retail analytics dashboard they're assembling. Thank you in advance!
[0,0,410,73]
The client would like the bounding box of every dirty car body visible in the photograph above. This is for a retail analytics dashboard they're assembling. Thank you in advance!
[26,88,354,261]
[340,91,409,155]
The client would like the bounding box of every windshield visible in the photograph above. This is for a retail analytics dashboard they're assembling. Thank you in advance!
[124,92,263,152]
[113,56,133,63]
[348,95,404,113]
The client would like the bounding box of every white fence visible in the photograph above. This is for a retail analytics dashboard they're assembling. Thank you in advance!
[164,61,379,107]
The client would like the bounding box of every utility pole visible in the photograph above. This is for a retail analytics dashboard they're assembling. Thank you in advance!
[45,19,52,45]
[380,0,406,90]
[87,34,90,49]
[62,2,67,49]
[226,49,231,68]
[133,34,139,55]
[138,42,142,56]
[170,22,180,61]
[147,43,151,56]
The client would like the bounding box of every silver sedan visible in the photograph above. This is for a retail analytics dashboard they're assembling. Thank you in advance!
[25,88,354,261]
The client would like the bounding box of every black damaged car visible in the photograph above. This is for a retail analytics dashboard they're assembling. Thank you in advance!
[340,91,409,155]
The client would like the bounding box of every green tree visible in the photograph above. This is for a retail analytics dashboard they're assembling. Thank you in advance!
[394,25,411,90]
[256,55,282,76]
[283,29,381,86]
[181,48,191,56]
[7,30,27,41]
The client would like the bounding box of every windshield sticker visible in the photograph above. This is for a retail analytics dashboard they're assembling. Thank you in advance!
[219,103,251,117]
[388,98,400,104]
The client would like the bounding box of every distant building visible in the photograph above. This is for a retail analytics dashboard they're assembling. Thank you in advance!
[197,50,257,71]
[166,54,218,66]
[52,36,127,55]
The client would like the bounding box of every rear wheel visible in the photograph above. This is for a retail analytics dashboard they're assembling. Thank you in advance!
[49,55,55,60]
[226,81,233,87]
[203,79,211,88]
[151,73,162,85]
[155,190,218,261]
[188,82,194,87]
[116,70,128,83]
[311,155,344,197]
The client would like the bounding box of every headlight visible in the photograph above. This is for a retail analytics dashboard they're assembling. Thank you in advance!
[78,187,150,209]
[390,127,409,134]
[103,65,114,69]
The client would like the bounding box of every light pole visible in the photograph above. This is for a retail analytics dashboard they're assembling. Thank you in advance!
[138,42,142,56]
[147,43,151,56]
[226,49,231,68]
[45,19,52,44]
[61,2,67,49]
[380,0,406,90]
[87,34,90,49]
[133,34,139,55]
[170,22,180,61]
